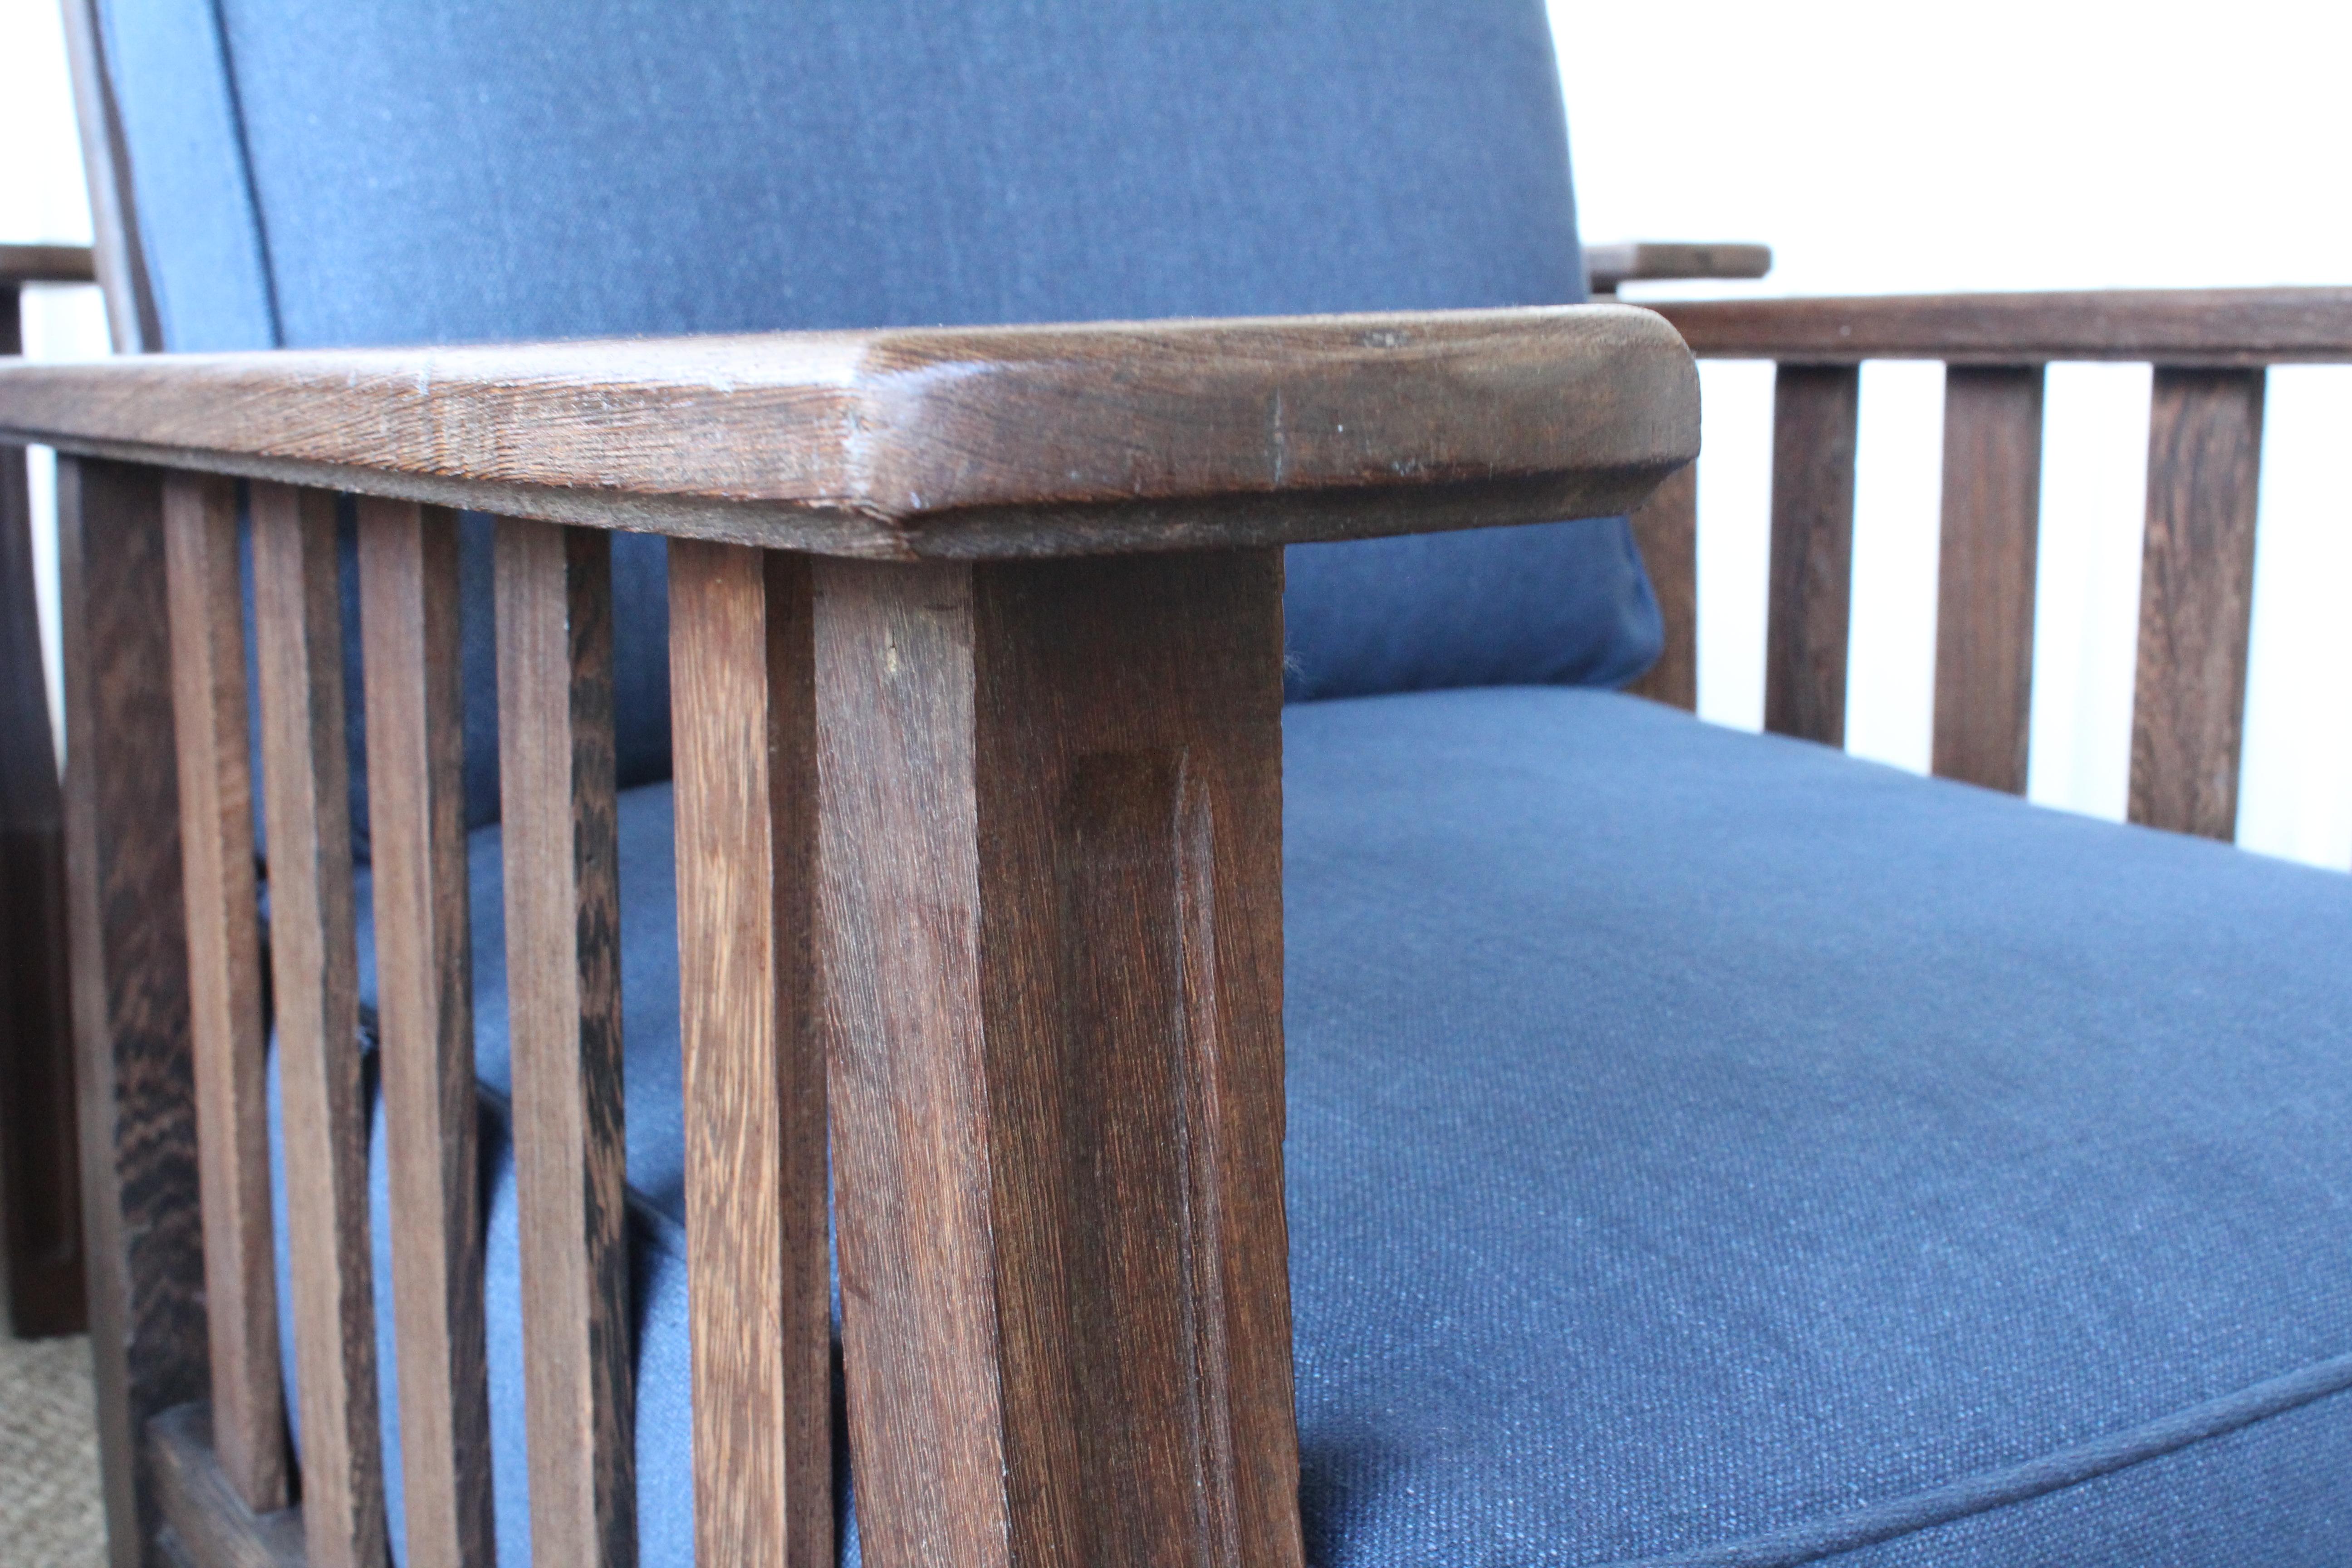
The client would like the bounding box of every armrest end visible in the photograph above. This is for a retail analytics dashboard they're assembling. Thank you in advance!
[1587,241,1773,296]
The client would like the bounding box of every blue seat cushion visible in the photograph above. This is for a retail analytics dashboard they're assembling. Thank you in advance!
[281,687,2352,1565]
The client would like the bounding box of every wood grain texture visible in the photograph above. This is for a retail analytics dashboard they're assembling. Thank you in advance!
[2130,369,2266,839]
[0,244,99,286]
[495,518,632,1568]
[0,308,1698,558]
[146,1404,308,1568]
[1932,368,2046,794]
[162,471,287,1508]
[669,542,829,1568]
[58,456,209,1568]
[2,284,86,1334]
[1624,462,1698,710]
[251,482,388,1568]
[1764,365,1860,746]
[1585,241,1771,295]
[817,550,1301,1568]
[1656,288,2352,366]
[356,500,493,1568]
[56,0,158,353]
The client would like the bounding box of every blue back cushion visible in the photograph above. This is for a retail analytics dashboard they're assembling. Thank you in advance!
[100,0,1661,831]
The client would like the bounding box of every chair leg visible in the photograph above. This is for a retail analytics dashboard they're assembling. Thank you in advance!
[815,549,1303,1568]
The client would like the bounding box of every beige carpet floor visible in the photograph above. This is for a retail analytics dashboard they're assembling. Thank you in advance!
[0,1296,106,1567]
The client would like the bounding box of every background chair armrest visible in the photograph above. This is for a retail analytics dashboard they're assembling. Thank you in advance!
[1586,241,1773,297]
[0,245,98,288]
[0,306,1698,559]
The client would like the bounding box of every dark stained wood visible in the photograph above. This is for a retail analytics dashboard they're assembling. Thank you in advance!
[1764,365,1861,747]
[162,471,287,1508]
[58,456,209,1568]
[356,500,494,1568]
[495,517,632,1568]
[250,481,388,1568]
[2,274,86,1338]
[55,0,158,353]
[668,541,829,1568]
[2129,369,2267,840]
[0,308,1699,557]
[1932,367,2046,794]
[146,1404,308,1568]
[0,245,99,286]
[1656,288,2352,367]
[816,550,1302,1568]
[1624,462,1699,710]
[1586,241,1771,295]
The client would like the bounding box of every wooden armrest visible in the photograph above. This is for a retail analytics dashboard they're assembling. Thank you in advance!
[1652,287,2352,366]
[1586,241,1773,296]
[0,307,1696,559]
[0,244,98,288]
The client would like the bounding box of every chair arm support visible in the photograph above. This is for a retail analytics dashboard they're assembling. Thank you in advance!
[0,307,1698,559]
[1585,241,1773,296]
[0,245,99,288]
[1652,287,2352,367]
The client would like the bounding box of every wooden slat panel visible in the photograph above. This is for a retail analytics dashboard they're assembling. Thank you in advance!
[1932,367,2046,794]
[2129,369,2266,839]
[669,541,829,1568]
[1,278,85,1338]
[58,456,209,1568]
[250,481,388,1568]
[162,472,287,1511]
[357,499,494,1568]
[817,550,1302,1568]
[1625,462,1698,711]
[1765,365,1861,746]
[495,517,632,1568]
[146,1404,307,1568]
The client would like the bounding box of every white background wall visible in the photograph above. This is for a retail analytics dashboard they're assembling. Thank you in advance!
[4,0,2348,857]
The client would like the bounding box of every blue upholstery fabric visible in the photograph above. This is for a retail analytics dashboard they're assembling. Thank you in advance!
[95,0,1661,822]
[279,689,2352,1565]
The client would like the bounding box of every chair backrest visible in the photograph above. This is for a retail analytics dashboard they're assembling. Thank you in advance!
[88,0,1661,840]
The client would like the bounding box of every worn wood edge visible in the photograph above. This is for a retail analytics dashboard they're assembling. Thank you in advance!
[147,1404,308,1568]
[0,244,100,286]
[0,306,1698,556]
[1654,287,2352,364]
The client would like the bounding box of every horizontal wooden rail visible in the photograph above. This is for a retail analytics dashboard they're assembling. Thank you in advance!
[0,307,1696,558]
[0,243,98,286]
[1586,241,1772,296]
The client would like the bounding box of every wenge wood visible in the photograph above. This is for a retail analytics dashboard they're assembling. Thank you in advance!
[1932,368,2046,794]
[1656,288,2352,367]
[495,518,633,1568]
[0,244,99,286]
[162,472,287,1509]
[2,291,86,1335]
[251,482,388,1568]
[2129,369,2266,840]
[1764,365,1861,746]
[0,308,1698,558]
[1624,462,1699,710]
[1585,241,1771,295]
[58,456,208,1567]
[147,1404,308,1568]
[357,500,494,1568]
[669,541,829,1568]
[817,550,1302,1568]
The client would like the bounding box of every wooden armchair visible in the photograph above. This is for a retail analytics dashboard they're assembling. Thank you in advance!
[0,241,95,1340]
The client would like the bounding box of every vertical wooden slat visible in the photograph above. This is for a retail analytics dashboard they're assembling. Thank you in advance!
[250,480,388,1568]
[162,471,287,1511]
[1,275,88,1338]
[495,517,632,1568]
[58,456,208,1568]
[1765,363,1861,746]
[358,499,494,1568]
[1624,462,1699,711]
[669,541,829,1568]
[816,550,1302,1568]
[1932,366,2046,794]
[2129,368,2266,839]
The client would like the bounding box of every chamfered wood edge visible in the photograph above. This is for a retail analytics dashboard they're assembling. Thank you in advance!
[0,306,1698,557]
[1654,287,2352,365]
[147,1404,308,1568]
